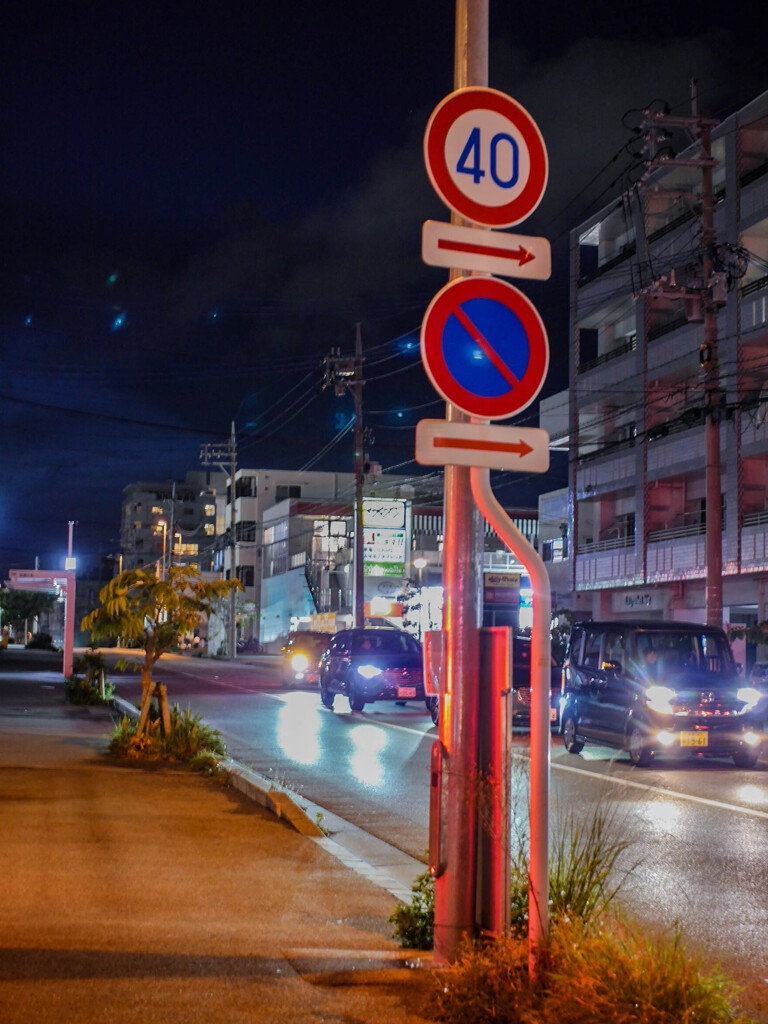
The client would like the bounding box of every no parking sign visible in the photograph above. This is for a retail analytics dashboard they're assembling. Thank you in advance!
[420,275,549,420]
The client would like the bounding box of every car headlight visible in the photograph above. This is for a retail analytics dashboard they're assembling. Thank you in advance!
[645,685,677,715]
[357,664,382,679]
[291,654,309,672]
[737,687,763,712]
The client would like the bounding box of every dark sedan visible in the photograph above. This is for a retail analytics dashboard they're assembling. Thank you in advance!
[318,627,424,711]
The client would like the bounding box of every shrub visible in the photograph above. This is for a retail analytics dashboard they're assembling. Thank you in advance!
[392,788,638,948]
[26,631,56,650]
[509,793,639,935]
[389,869,435,949]
[65,647,113,704]
[163,705,226,760]
[432,921,757,1024]
[433,934,533,1024]
[541,919,756,1024]
[108,705,226,770]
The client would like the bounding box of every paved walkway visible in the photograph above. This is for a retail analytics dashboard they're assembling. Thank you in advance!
[0,652,434,1023]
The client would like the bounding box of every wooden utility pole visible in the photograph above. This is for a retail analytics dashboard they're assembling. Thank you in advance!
[641,90,722,625]
[200,425,238,657]
[353,324,365,628]
[700,119,723,626]
[322,333,366,627]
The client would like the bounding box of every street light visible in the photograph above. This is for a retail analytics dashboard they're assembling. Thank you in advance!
[156,519,168,578]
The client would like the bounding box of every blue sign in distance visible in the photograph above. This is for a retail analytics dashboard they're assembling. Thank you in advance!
[420,276,549,420]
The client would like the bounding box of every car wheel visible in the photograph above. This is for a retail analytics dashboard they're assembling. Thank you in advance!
[562,713,584,754]
[426,696,439,725]
[349,685,366,712]
[733,745,760,769]
[319,679,335,710]
[627,723,653,767]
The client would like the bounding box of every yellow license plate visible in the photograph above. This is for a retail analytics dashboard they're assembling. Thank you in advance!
[550,708,558,722]
[679,731,708,747]
[397,687,416,698]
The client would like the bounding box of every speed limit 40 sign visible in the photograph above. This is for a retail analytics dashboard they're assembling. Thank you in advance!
[424,87,548,228]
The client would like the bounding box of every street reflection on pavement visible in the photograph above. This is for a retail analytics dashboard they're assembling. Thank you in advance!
[275,692,322,766]
[349,724,387,787]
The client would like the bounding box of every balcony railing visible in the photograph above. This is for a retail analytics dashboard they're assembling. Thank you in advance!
[578,336,636,374]
[647,522,705,543]
[578,242,636,286]
[577,535,635,555]
[647,314,689,342]
[578,435,636,464]
[743,510,768,528]
[742,274,768,299]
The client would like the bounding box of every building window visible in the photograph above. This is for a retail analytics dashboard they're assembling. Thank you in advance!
[238,566,255,588]
[175,543,199,556]
[204,504,215,517]
[204,524,215,536]
[235,477,258,499]
[276,484,301,501]
[151,505,164,515]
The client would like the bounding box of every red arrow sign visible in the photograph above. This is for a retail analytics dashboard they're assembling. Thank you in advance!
[422,221,551,280]
[434,435,533,457]
[416,420,549,472]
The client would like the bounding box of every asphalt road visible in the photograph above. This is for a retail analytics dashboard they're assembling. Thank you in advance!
[109,651,768,1004]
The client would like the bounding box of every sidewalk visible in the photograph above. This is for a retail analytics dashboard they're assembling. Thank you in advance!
[0,657,434,1024]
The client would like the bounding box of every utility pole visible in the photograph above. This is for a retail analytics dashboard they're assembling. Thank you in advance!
[432,0,487,964]
[700,117,723,626]
[322,330,365,627]
[640,92,722,625]
[168,481,176,571]
[200,422,238,658]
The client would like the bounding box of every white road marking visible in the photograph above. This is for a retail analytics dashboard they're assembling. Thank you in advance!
[548,757,768,821]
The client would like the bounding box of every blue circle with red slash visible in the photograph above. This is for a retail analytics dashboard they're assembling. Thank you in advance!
[420,276,549,420]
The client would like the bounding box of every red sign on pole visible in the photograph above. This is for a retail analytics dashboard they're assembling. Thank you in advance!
[424,87,548,228]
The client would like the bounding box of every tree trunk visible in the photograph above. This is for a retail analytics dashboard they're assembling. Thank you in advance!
[136,667,156,738]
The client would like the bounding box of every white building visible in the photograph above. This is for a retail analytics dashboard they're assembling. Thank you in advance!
[541,89,768,658]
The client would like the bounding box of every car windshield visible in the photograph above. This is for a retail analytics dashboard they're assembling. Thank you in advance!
[633,629,735,679]
[352,632,421,656]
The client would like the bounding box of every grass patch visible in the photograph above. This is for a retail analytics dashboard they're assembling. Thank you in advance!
[391,784,638,949]
[109,705,227,777]
[433,919,756,1024]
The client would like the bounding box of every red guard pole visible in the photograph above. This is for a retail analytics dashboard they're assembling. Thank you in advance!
[471,465,550,975]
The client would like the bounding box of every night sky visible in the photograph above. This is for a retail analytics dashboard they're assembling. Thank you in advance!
[1,1,765,577]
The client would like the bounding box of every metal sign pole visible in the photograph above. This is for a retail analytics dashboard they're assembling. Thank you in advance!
[431,0,488,965]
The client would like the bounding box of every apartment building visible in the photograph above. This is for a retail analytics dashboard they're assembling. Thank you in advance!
[120,470,226,573]
[540,89,768,637]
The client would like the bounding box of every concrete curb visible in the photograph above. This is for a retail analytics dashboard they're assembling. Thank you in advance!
[223,757,325,837]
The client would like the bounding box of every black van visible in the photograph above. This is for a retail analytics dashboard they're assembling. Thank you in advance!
[560,620,767,768]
